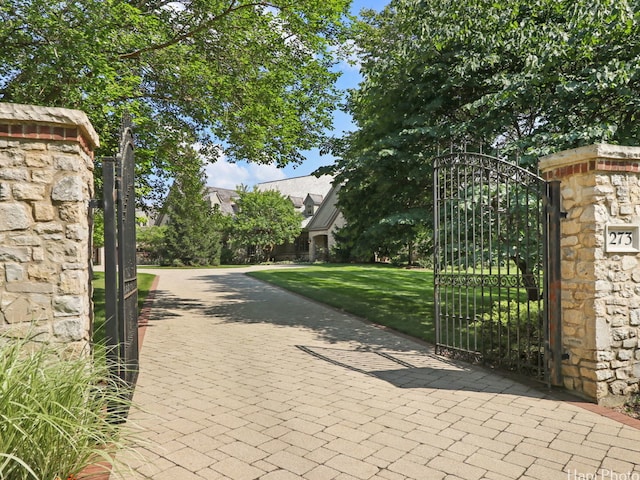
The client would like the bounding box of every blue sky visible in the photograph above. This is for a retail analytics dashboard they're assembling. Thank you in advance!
[204,0,389,189]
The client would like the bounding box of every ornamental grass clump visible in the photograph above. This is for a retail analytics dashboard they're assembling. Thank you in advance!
[0,336,132,480]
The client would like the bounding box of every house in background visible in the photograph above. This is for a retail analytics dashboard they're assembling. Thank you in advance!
[154,174,344,262]
[206,187,240,215]
[254,175,334,261]
[306,184,345,262]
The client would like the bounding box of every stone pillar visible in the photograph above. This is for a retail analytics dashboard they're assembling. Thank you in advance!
[0,103,99,353]
[539,144,640,406]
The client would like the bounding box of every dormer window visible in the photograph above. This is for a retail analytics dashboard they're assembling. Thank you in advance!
[304,193,323,217]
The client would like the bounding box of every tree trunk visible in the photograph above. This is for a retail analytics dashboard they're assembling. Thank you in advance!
[511,254,540,301]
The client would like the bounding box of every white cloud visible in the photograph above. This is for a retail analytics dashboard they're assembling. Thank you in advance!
[203,156,286,190]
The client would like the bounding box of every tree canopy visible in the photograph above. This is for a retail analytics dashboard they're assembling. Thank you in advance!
[0,0,352,200]
[229,189,302,262]
[327,0,640,261]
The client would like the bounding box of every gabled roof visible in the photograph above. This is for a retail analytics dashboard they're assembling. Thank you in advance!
[288,196,304,208]
[256,174,333,199]
[307,184,342,231]
[207,186,239,203]
[206,186,239,215]
[305,194,324,206]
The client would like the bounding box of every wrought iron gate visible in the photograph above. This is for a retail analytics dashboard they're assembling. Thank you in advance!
[103,118,139,393]
[433,152,562,385]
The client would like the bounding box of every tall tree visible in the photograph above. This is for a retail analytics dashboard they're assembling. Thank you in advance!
[162,146,223,266]
[327,0,640,259]
[229,189,301,262]
[0,0,352,201]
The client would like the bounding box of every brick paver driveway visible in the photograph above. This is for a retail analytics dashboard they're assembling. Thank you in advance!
[116,267,640,479]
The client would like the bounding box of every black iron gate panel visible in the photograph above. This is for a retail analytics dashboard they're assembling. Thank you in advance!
[103,119,139,392]
[433,152,561,385]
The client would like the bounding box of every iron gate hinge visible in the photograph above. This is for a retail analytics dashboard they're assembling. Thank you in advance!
[89,199,102,209]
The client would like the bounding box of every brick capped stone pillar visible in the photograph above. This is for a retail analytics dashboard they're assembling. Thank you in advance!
[0,103,98,353]
[539,144,640,406]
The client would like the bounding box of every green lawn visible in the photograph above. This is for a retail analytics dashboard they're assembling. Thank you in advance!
[92,271,157,345]
[248,265,436,344]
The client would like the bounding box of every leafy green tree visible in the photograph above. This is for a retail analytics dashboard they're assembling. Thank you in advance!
[136,225,167,265]
[92,210,105,250]
[230,189,302,262]
[327,0,640,261]
[162,147,222,266]
[0,0,352,201]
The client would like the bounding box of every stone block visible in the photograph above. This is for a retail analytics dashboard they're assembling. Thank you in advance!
[611,360,630,369]
[615,368,630,380]
[59,204,87,223]
[620,204,634,215]
[594,280,612,293]
[597,350,614,361]
[563,377,575,390]
[561,236,579,247]
[5,282,54,294]
[59,270,86,295]
[610,316,627,327]
[0,150,26,166]
[0,246,31,262]
[34,222,64,234]
[13,183,45,201]
[1,295,31,324]
[561,261,576,280]
[612,328,630,341]
[594,369,614,381]
[0,203,32,231]
[5,264,25,282]
[53,318,85,341]
[10,235,41,246]
[0,183,11,200]
[595,317,611,350]
[0,168,28,181]
[563,309,584,325]
[562,365,580,377]
[25,153,52,168]
[33,202,56,221]
[66,223,88,241]
[61,263,85,270]
[52,176,83,202]
[53,295,83,316]
[621,256,638,271]
[54,155,82,172]
[27,264,57,281]
[579,367,597,381]
[31,170,54,184]
[22,142,46,151]
[618,349,633,361]
[582,380,598,399]
[610,380,628,395]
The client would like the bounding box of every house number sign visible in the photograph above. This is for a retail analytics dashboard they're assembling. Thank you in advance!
[605,224,640,253]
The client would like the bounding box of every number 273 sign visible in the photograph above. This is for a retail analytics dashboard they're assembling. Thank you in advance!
[605,225,640,253]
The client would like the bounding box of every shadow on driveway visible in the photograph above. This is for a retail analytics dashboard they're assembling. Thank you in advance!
[144,270,558,400]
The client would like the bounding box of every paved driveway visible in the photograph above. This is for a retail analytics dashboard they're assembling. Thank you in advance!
[116,267,640,479]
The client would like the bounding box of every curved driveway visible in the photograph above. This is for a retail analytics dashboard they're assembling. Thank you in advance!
[117,267,640,479]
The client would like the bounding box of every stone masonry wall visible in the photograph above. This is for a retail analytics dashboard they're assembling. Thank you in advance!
[0,103,99,353]
[540,144,640,406]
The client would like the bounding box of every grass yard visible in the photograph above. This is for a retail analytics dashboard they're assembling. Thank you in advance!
[248,264,436,344]
[92,271,157,345]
